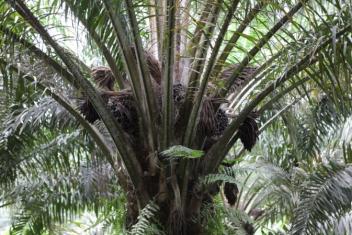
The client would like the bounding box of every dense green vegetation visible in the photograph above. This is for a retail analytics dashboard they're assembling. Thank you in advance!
[1,0,352,234]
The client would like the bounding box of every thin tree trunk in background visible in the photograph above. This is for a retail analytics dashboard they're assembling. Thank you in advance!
[148,0,159,59]
[156,0,165,60]
[180,0,214,85]
[175,1,182,82]
[175,0,189,82]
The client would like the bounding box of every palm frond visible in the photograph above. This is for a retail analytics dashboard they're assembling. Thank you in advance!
[4,0,147,197]
[161,145,204,160]
[130,202,163,235]
[4,163,120,235]
[291,162,352,235]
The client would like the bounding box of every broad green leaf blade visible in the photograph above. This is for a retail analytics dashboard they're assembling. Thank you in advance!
[161,145,204,159]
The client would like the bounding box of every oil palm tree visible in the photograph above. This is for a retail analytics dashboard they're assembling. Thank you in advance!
[0,0,352,234]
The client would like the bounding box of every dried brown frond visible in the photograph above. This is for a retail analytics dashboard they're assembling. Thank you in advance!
[91,66,116,91]
[130,46,162,84]
[145,51,162,84]
[220,64,257,94]
[199,98,217,137]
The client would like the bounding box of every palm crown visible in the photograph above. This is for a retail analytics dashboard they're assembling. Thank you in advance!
[1,0,352,234]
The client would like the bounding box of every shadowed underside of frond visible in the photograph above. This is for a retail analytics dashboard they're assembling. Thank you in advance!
[224,182,239,206]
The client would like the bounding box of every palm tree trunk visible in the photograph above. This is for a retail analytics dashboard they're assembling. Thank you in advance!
[121,152,208,234]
